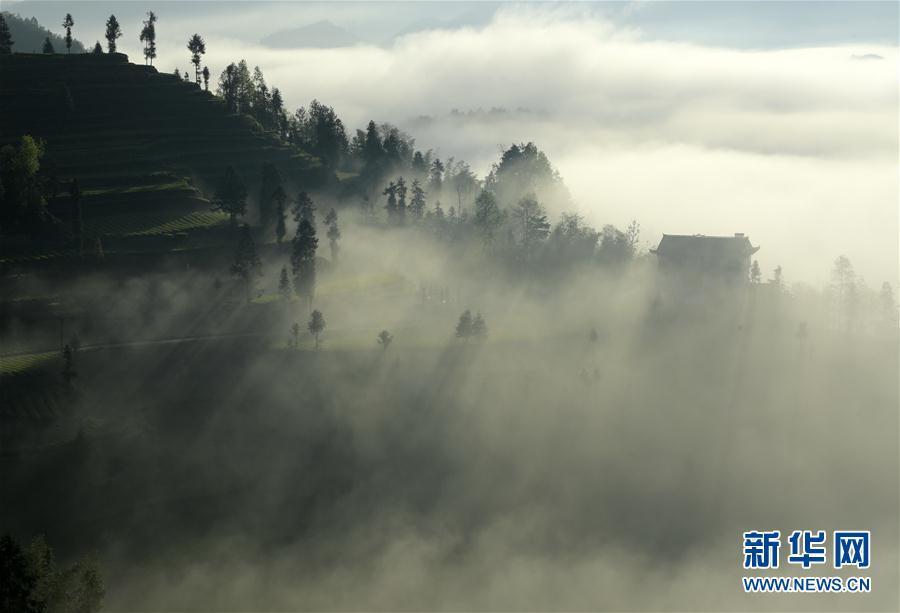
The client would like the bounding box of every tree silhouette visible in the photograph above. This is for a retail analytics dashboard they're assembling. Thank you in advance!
[92,41,102,54]
[456,309,473,341]
[278,265,292,301]
[472,312,487,340]
[230,223,262,302]
[750,260,761,284]
[308,310,326,351]
[292,191,316,226]
[289,322,300,349]
[42,36,55,54]
[512,194,550,261]
[274,189,287,246]
[139,11,157,65]
[62,14,74,53]
[213,166,247,226]
[395,176,407,222]
[382,181,397,219]
[325,207,341,264]
[0,15,13,54]
[202,66,210,91]
[377,330,393,349]
[473,190,502,249]
[291,218,318,310]
[410,179,427,220]
[105,15,121,53]
[429,158,444,194]
[187,34,206,84]
[770,265,784,290]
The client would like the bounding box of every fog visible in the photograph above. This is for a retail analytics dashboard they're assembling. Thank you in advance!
[3,212,898,610]
[105,4,900,283]
[2,2,898,611]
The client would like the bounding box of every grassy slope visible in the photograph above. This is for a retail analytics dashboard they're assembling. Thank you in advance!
[0,53,329,263]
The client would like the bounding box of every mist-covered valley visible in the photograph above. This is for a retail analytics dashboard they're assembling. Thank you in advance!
[1,2,898,612]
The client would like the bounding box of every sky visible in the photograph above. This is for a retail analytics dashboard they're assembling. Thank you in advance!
[7,1,899,285]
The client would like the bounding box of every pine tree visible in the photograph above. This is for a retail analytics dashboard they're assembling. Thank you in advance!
[429,158,444,194]
[42,37,55,54]
[473,190,502,249]
[92,41,102,54]
[395,177,407,222]
[456,310,473,341]
[382,181,397,219]
[291,219,318,310]
[139,11,157,65]
[278,266,292,301]
[274,192,287,246]
[202,66,210,91]
[0,15,13,55]
[230,223,262,302]
[410,179,427,220]
[213,166,247,226]
[308,310,326,351]
[62,14,74,53]
[187,34,206,84]
[105,15,122,53]
[292,191,316,226]
[750,260,761,284]
[325,208,341,264]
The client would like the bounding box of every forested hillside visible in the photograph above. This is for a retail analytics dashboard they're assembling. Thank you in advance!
[0,52,327,264]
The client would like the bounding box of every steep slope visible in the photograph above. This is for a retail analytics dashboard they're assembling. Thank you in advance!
[0,52,327,263]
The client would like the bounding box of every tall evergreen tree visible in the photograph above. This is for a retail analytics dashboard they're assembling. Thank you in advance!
[105,15,122,53]
[382,181,397,219]
[750,260,761,284]
[42,36,55,54]
[291,219,318,310]
[292,191,316,226]
[92,41,102,54]
[410,179,427,220]
[0,15,13,54]
[456,310,473,341]
[62,14,74,53]
[429,158,444,194]
[202,66,210,91]
[278,266,291,301]
[512,194,550,261]
[395,177,407,222]
[187,34,206,84]
[308,310,326,351]
[213,166,247,226]
[139,11,157,65]
[473,190,503,249]
[274,188,287,246]
[324,208,340,264]
[230,223,262,302]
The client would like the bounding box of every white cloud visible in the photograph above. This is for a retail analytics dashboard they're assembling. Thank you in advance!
[143,4,897,283]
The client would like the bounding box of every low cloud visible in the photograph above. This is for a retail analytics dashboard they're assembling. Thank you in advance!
[138,4,897,283]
